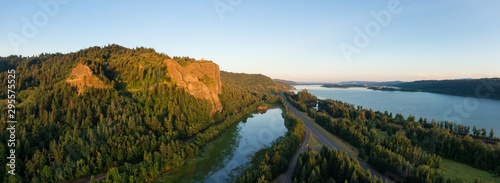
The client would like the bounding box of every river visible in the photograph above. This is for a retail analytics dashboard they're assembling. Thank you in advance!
[293,85,500,134]
[167,108,287,183]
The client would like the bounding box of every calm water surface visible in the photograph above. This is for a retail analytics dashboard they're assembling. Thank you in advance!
[293,85,500,133]
[175,108,287,183]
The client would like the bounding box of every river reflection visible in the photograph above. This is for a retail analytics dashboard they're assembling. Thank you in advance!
[293,85,500,134]
[176,108,287,183]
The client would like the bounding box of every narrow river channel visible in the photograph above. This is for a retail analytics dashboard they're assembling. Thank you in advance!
[168,108,288,183]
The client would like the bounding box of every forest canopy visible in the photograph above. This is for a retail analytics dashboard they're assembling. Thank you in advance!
[0,44,291,182]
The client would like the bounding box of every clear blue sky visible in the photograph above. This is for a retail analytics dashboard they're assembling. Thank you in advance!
[1,0,499,82]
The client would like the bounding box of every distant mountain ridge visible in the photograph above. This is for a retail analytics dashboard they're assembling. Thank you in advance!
[396,78,500,99]
[339,81,405,86]
[273,79,297,85]
[315,79,500,99]
[225,73,292,94]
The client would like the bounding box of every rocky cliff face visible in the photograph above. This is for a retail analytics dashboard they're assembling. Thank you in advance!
[66,60,223,112]
[165,59,222,113]
[66,63,108,95]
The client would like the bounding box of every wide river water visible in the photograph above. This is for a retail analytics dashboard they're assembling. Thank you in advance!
[174,108,287,183]
[293,85,500,134]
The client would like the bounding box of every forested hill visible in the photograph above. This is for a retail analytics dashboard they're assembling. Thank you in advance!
[396,78,500,99]
[0,44,291,182]
[221,71,291,94]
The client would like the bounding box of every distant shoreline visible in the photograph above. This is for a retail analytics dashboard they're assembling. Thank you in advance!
[321,84,364,89]
[305,84,500,100]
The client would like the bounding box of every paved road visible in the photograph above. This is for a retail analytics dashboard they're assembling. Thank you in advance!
[280,92,391,183]
[282,125,310,183]
[75,94,389,183]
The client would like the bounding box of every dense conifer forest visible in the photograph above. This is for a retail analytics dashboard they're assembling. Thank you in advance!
[1,44,497,183]
[286,90,500,183]
[0,45,292,182]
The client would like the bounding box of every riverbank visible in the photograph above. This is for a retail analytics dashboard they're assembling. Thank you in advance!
[156,104,286,182]
[155,122,242,182]
[234,98,306,183]
[293,85,500,135]
[287,89,500,182]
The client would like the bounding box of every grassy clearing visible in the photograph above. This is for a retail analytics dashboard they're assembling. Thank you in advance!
[309,149,321,155]
[298,111,359,157]
[374,128,389,140]
[440,158,500,183]
[374,128,406,140]
[395,129,406,136]
[308,135,324,155]
[155,123,240,182]
[307,134,323,148]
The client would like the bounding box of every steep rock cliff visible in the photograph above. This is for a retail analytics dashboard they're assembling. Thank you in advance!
[165,59,222,112]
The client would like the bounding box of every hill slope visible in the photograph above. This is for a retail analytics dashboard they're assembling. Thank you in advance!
[396,78,500,99]
[221,71,292,94]
[165,59,223,112]
[65,63,110,94]
[0,45,291,182]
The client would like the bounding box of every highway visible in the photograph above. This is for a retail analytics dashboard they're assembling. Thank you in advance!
[282,124,310,183]
[74,93,389,183]
[280,92,391,183]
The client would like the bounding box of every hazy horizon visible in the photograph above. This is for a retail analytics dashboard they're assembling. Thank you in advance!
[2,2,500,182]
[2,1,499,81]
[273,77,498,83]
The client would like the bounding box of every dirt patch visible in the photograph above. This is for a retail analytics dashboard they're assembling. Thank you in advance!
[66,63,108,95]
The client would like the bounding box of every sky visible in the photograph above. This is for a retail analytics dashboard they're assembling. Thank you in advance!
[1,0,499,82]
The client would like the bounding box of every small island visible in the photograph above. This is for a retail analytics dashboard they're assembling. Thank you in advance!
[322,84,365,88]
[367,86,418,92]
